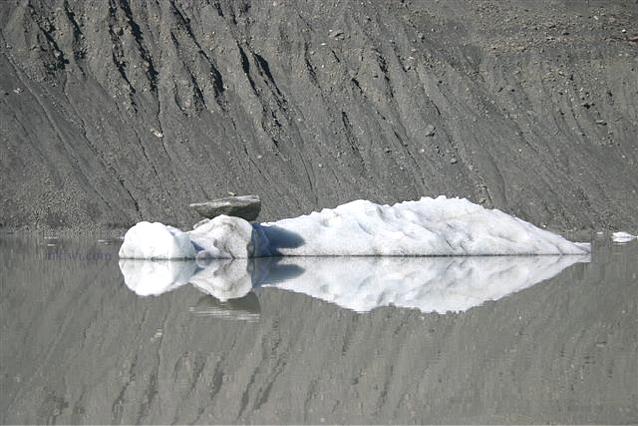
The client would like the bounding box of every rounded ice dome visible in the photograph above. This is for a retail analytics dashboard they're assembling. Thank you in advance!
[119,221,196,259]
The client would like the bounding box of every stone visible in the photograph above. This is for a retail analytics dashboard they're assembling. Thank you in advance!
[190,195,261,221]
[424,124,435,136]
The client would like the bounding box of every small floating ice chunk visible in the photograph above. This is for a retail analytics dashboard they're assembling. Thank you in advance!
[119,221,196,259]
[612,231,637,243]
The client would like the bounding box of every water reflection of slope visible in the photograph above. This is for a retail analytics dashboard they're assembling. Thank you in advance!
[188,293,261,322]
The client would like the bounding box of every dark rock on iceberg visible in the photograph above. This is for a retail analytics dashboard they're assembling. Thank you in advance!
[190,195,261,221]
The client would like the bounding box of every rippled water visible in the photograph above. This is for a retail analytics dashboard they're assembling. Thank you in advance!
[1,234,636,424]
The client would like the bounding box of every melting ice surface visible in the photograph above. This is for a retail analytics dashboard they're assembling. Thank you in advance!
[119,197,590,258]
[119,255,589,314]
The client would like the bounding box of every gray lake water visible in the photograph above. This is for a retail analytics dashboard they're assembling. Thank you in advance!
[1,234,636,424]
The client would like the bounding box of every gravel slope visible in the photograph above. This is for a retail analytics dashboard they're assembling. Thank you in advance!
[1,0,637,231]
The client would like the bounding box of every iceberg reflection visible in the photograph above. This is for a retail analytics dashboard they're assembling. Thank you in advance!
[119,255,589,314]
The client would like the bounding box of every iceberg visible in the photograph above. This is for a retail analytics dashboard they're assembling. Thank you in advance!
[119,197,591,259]
[118,255,589,314]
[612,231,637,243]
[118,221,196,259]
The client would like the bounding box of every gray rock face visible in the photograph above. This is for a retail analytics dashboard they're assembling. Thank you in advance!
[1,1,637,231]
[189,195,261,221]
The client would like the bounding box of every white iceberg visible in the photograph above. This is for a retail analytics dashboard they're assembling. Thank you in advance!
[119,197,590,259]
[257,197,590,256]
[189,215,271,258]
[612,231,637,243]
[118,221,196,259]
[118,255,589,314]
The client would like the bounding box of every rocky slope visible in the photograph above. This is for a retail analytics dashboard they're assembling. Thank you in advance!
[1,0,637,231]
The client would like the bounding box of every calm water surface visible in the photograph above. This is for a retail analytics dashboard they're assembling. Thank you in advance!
[1,234,636,424]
